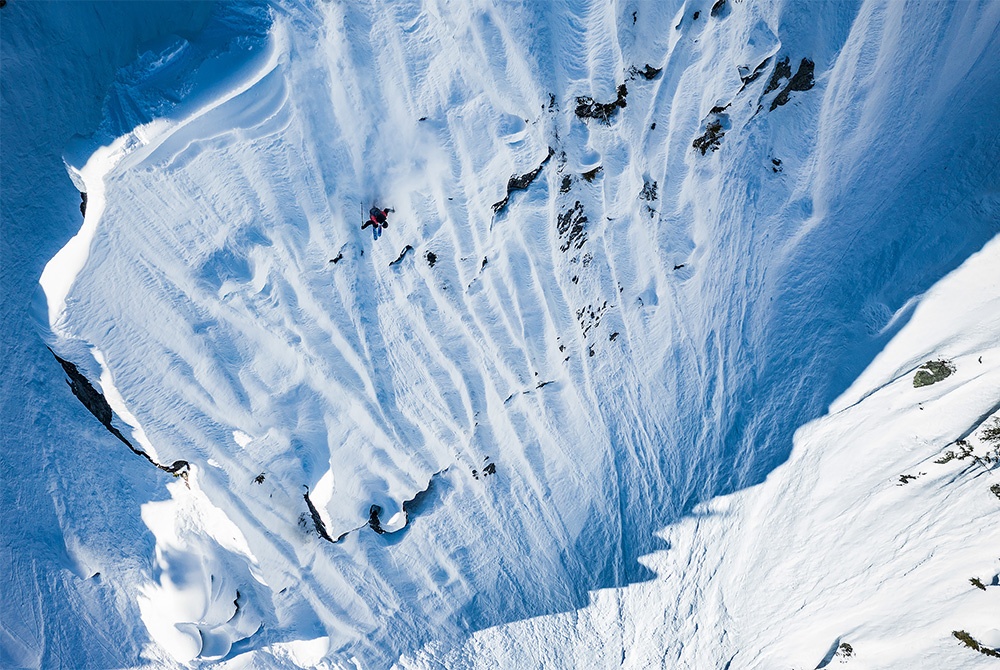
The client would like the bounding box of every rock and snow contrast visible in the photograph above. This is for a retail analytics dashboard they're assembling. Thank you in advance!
[2,0,999,668]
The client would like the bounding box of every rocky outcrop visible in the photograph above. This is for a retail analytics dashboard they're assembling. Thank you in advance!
[492,147,556,214]
[50,349,188,476]
[575,84,628,124]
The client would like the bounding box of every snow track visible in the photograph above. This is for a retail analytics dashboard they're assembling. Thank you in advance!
[8,0,1000,666]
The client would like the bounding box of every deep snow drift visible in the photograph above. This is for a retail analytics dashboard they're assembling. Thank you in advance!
[4,0,1000,667]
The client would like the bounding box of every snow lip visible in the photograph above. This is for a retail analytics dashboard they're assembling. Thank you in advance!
[38,6,281,336]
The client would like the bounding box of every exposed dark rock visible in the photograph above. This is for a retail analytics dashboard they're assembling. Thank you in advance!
[582,166,602,182]
[674,263,686,270]
[953,630,1000,659]
[650,122,656,130]
[770,58,815,111]
[764,56,793,95]
[79,191,87,217]
[640,178,658,201]
[913,359,955,387]
[401,467,450,516]
[560,175,572,193]
[303,487,335,542]
[575,83,628,124]
[738,57,771,92]
[389,245,414,267]
[610,332,619,341]
[481,256,488,270]
[628,64,662,80]
[771,157,783,173]
[577,300,610,338]
[492,147,556,214]
[639,64,661,79]
[329,252,343,264]
[254,473,265,484]
[557,201,588,252]
[693,11,700,20]
[425,250,437,267]
[418,116,427,121]
[368,504,385,534]
[50,349,189,478]
[693,112,728,155]
[51,350,112,426]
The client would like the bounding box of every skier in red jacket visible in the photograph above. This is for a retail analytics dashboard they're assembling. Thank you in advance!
[362,206,391,240]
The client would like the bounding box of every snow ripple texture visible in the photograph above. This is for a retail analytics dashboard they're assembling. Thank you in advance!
[13,0,1000,667]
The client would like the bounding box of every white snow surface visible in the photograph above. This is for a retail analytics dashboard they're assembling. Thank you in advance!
[4,0,1000,667]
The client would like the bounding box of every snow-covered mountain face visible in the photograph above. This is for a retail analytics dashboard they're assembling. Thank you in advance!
[4,0,999,667]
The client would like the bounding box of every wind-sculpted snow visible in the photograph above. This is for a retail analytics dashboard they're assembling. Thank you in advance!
[13,0,1000,667]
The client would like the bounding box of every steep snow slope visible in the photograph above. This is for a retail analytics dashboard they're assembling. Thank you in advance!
[12,0,1000,667]
[406,234,1000,668]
